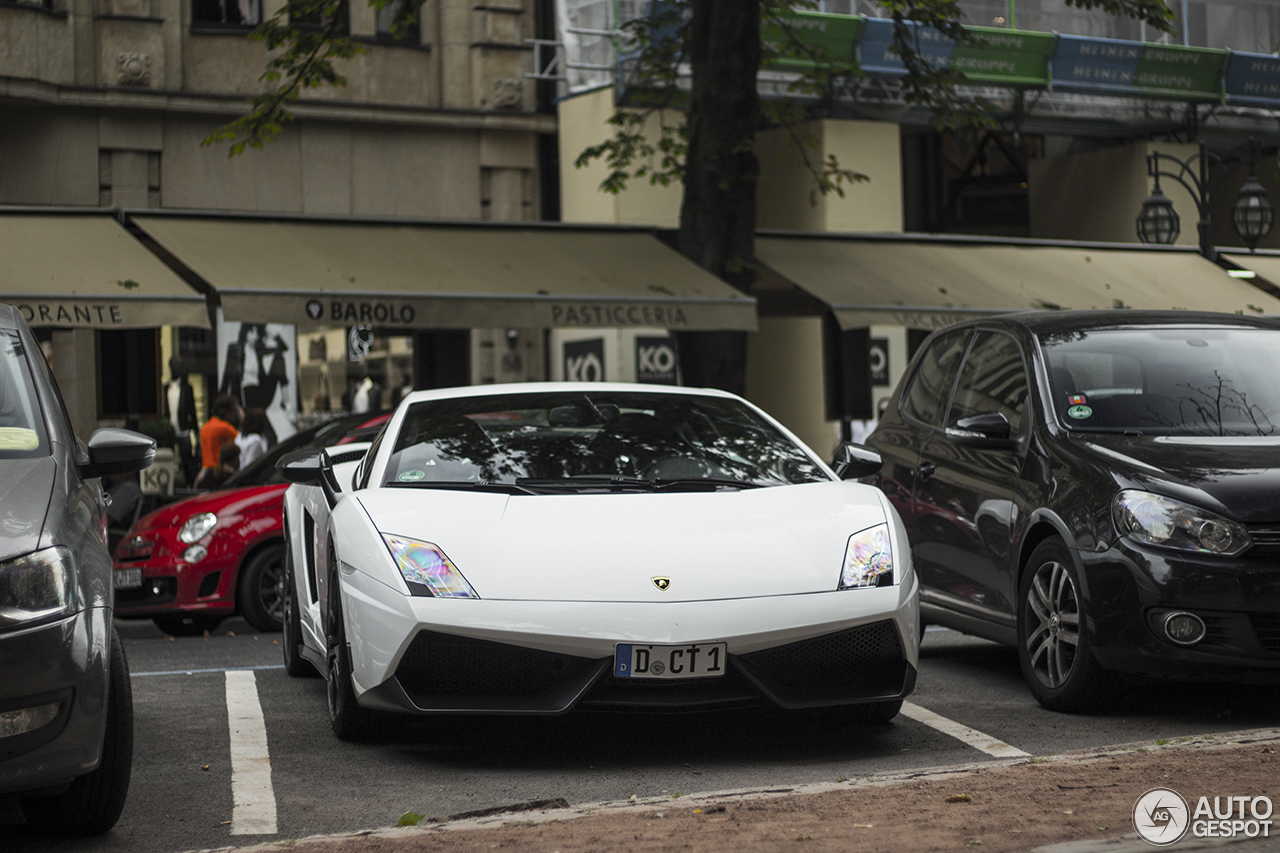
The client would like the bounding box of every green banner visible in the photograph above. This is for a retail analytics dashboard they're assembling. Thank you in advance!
[762,10,862,69]
[1135,43,1226,99]
[952,26,1055,87]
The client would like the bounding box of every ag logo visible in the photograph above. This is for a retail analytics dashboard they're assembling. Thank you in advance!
[306,299,324,320]
[652,577,671,591]
[1133,787,1189,846]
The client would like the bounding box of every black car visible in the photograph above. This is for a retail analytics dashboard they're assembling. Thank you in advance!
[0,303,155,833]
[865,310,1280,712]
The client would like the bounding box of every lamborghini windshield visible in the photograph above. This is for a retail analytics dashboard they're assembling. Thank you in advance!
[1042,326,1280,436]
[383,391,828,488]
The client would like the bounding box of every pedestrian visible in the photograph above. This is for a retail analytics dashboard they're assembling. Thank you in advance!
[194,441,241,490]
[198,394,242,486]
[235,407,270,468]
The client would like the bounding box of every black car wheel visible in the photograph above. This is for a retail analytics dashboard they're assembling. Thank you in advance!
[20,627,133,835]
[282,541,317,678]
[153,613,223,636]
[1017,538,1117,713]
[239,543,285,632]
[326,552,376,740]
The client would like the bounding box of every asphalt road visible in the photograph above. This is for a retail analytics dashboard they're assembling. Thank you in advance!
[3,620,1279,853]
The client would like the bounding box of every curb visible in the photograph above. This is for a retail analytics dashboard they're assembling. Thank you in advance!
[192,726,1280,853]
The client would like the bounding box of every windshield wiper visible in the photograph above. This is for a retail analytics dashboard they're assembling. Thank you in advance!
[387,480,538,495]
[650,477,762,491]
[513,475,761,492]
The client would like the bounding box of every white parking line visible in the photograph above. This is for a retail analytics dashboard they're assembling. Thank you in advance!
[225,670,278,835]
[900,701,1030,759]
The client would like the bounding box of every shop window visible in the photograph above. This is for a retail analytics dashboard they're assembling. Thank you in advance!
[192,0,261,26]
[375,0,420,42]
[98,329,161,419]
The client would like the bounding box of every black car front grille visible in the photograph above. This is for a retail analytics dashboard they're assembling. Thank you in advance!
[1246,525,1280,552]
[736,620,907,705]
[1249,614,1280,653]
[394,631,598,698]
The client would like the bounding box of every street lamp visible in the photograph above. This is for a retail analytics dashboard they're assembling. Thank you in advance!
[1134,140,1275,259]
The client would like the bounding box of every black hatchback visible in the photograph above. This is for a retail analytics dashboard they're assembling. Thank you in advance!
[865,310,1280,712]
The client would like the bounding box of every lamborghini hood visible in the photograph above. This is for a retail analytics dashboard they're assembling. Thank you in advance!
[356,482,892,602]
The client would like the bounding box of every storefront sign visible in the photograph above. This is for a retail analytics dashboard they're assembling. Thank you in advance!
[12,301,128,326]
[564,338,606,382]
[549,303,690,328]
[1225,51,1280,107]
[306,299,417,325]
[635,336,680,385]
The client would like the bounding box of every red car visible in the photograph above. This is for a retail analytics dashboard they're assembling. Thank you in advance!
[113,412,387,635]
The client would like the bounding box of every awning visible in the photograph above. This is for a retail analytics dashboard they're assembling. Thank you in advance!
[130,216,757,332]
[756,235,1280,329]
[1221,253,1280,288]
[0,214,209,329]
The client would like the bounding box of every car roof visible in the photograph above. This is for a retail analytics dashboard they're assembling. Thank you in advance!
[397,381,743,407]
[945,309,1280,337]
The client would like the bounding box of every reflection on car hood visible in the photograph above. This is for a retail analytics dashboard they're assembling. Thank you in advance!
[0,458,56,562]
[1076,433,1280,523]
[357,481,889,602]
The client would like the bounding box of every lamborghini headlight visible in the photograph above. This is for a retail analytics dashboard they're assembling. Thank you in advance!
[839,523,894,589]
[1113,490,1250,556]
[382,535,479,599]
[0,546,76,629]
[178,512,218,544]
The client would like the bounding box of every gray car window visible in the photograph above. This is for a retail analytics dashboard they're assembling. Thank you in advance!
[902,329,969,428]
[948,332,1029,433]
[0,331,51,459]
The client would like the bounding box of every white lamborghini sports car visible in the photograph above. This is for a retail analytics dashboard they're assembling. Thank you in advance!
[279,383,918,739]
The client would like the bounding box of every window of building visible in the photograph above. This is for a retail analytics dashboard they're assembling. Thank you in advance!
[192,0,261,26]
[375,0,420,42]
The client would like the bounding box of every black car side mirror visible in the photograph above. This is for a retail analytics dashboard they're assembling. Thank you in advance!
[278,449,341,508]
[79,428,156,479]
[831,442,882,480]
[946,411,1017,450]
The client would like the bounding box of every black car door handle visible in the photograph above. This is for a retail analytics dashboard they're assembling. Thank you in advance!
[917,462,936,481]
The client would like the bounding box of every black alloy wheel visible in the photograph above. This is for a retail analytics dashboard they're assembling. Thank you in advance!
[1017,537,1118,713]
[282,539,318,677]
[239,543,286,632]
[325,545,376,740]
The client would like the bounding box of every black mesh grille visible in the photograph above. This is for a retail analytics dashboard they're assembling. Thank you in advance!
[738,620,906,704]
[395,631,598,698]
[1250,614,1280,653]
[1246,525,1280,552]
[197,571,221,598]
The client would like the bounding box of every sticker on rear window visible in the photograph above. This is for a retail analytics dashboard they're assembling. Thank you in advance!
[0,428,38,450]
[1069,394,1087,405]
[399,470,426,482]
[1067,405,1093,419]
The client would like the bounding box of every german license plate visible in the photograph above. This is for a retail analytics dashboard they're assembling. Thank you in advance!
[114,568,143,590]
[613,642,727,679]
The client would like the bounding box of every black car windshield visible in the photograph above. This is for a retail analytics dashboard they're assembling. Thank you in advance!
[0,330,50,460]
[1041,327,1280,436]
[383,392,828,489]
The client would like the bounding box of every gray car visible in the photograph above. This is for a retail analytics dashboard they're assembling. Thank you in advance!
[0,303,155,834]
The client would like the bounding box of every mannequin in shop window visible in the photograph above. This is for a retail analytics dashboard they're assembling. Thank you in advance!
[164,357,200,485]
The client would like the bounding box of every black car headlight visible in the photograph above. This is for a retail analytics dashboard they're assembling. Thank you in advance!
[1113,490,1250,556]
[838,523,894,589]
[0,546,76,629]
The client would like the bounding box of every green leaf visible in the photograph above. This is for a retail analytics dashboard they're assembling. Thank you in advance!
[397,811,426,826]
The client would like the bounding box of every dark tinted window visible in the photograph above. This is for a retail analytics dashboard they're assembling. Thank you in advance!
[948,332,1029,432]
[902,329,969,427]
[221,415,366,488]
[385,392,827,487]
[1041,326,1280,436]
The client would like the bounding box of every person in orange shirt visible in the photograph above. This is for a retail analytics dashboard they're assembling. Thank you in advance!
[198,395,242,484]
